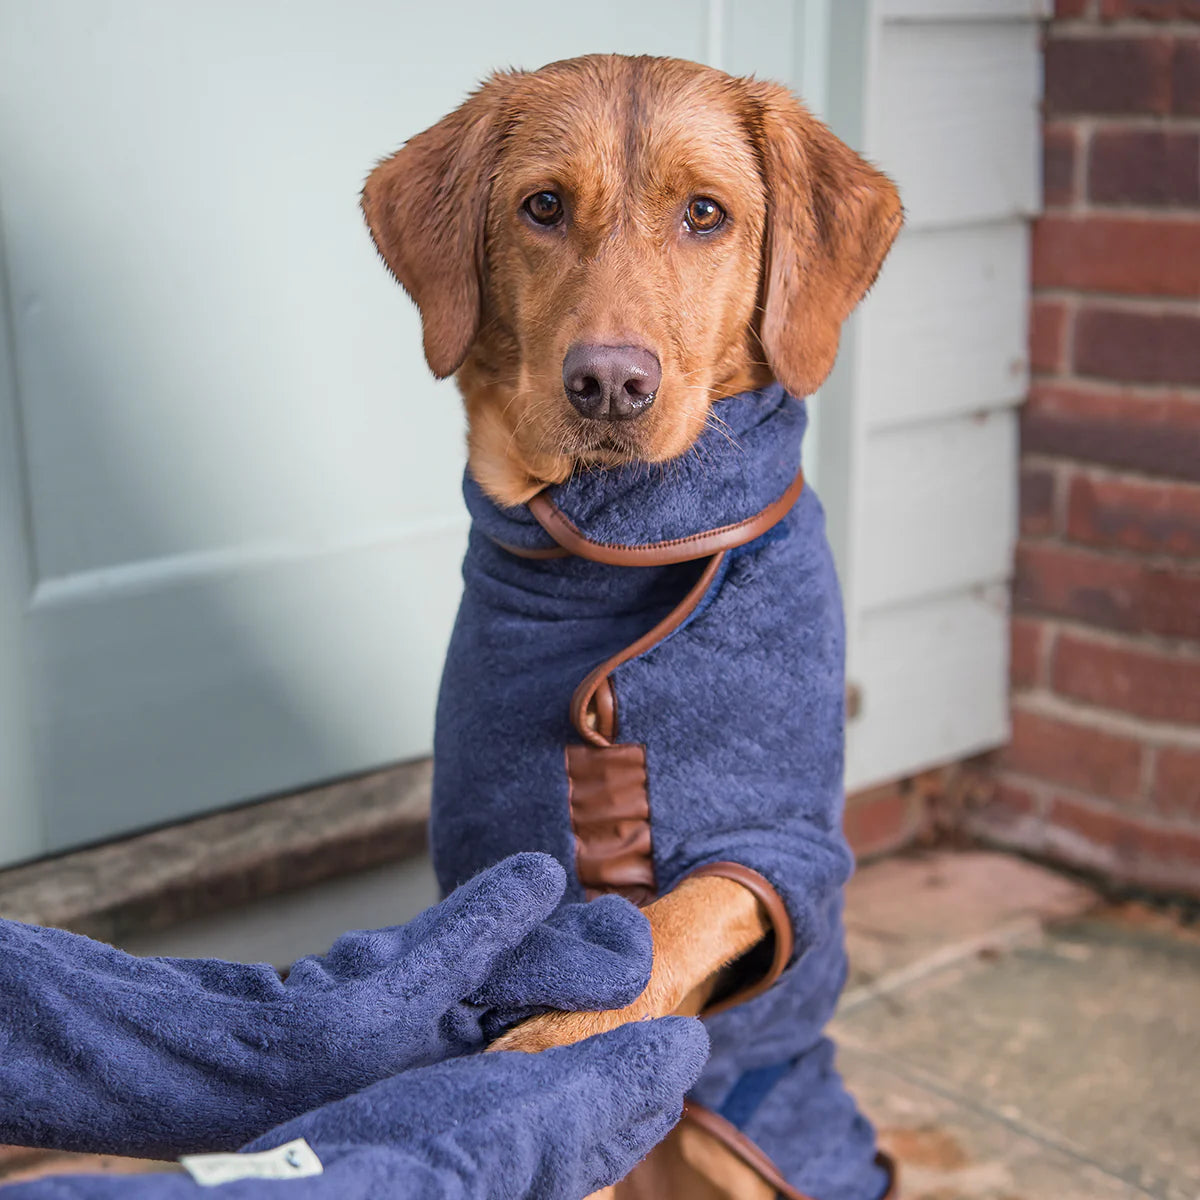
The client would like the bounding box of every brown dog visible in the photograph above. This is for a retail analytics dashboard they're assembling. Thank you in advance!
[363,53,900,1200]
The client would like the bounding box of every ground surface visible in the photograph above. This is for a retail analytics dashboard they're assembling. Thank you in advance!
[3,850,1197,1198]
[836,853,1199,1200]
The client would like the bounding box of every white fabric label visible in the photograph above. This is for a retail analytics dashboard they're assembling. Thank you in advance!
[180,1138,324,1186]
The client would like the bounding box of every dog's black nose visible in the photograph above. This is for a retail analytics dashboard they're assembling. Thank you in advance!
[563,343,661,421]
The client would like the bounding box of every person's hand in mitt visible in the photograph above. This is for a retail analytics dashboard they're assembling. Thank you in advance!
[0,853,653,1157]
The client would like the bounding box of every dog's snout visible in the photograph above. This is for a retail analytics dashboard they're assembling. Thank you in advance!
[563,343,661,421]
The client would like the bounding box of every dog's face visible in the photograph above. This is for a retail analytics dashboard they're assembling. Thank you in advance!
[362,55,901,505]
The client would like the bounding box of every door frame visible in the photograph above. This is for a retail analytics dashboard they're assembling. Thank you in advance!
[0,206,40,865]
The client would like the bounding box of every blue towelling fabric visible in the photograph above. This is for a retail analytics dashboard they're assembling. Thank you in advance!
[433,383,889,1200]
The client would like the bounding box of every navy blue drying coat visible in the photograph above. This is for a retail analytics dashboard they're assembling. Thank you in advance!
[432,384,891,1200]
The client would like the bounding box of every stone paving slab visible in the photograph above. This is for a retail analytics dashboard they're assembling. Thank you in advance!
[838,1045,1148,1200]
[843,850,1099,998]
[835,916,1200,1200]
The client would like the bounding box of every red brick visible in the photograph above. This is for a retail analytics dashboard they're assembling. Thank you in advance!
[1153,745,1200,817]
[1022,383,1200,483]
[1057,0,1093,14]
[1045,36,1173,115]
[1002,706,1144,801]
[1100,0,1195,16]
[1074,306,1200,386]
[1043,124,1079,208]
[1053,631,1200,723]
[1011,617,1047,690]
[1030,299,1070,375]
[968,777,1044,847]
[1020,465,1058,537]
[1088,128,1200,208]
[1174,37,1200,115]
[1016,541,1200,639]
[844,783,925,860]
[1045,795,1200,895]
[1033,215,1200,298]
[1067,474,1200,556]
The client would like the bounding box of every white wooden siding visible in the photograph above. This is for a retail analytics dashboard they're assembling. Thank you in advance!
[828,0,1046,792]
[847,587,1011,790]
[864,223,1030,430]
[875,19,1042,230]
[855,411,1017,612]
[881,0,1050,22]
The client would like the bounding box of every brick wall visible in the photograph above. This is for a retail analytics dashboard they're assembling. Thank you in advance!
[973,0,1200,895]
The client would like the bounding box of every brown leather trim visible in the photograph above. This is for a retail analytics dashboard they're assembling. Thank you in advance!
[680,1104,817,1200]
[681,1107,898,1200]
[528,468,805,566]
[571,552,727,748]
[876,1151,899,1200]
[556,468,807,961]
[493,540,571,560]
[565,743,656,904]
[592,677,617,743]
[683,862,794,1015]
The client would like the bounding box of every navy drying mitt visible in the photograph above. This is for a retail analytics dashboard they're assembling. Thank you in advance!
[0,853,652,1156]
[5,1020,709,1200]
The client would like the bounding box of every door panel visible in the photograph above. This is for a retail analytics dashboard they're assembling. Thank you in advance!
[0,1,820,864]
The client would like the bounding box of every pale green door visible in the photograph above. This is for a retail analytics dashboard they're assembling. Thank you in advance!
[0,0,834,867]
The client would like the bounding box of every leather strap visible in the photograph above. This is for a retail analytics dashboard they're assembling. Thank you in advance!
[682,1105,898,1200]
[682,1104,817,1200]
[571,552,727,748]
[492,467,807,1011]
[525,468,804,565]
[493,540,571,560]
[566,743,656,903]
[684,862,794,1014]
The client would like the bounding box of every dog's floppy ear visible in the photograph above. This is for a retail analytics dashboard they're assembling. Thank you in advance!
[361,76,514,379]
[748,82,903,397]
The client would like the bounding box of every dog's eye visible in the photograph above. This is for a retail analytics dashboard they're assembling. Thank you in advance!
[523,191,564,227]
[685,196,726,234]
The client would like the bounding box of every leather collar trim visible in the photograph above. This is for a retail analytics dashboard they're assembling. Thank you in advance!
[512,467,805,565]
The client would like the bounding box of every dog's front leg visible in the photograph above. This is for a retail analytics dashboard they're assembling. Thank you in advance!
[488,874,771,1054]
